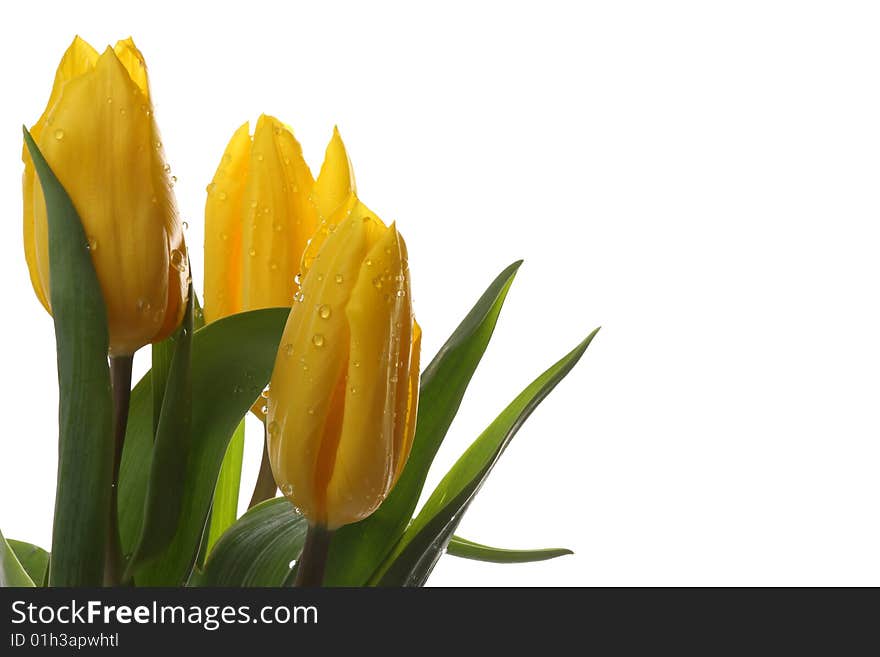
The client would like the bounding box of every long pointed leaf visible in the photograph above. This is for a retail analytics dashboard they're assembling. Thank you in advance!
[375,328,600,586]
[447,536,573,564]
[7,540,50,586]
[23,129,113,587]
[125,287,194,576]
[118,308,289,585]
[0,531,35,587]
[206,420,246,554]
[324,261,522,586]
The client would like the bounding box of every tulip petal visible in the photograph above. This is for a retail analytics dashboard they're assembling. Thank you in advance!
[23,36,99,313]
[313,126,356,220]
[394,319,421,484]
[204,122,251,322]
[113,37,150,98]
[33,46,179,355]
[241,115,317,311]
[267,216,369,524]
[325,222,412,528]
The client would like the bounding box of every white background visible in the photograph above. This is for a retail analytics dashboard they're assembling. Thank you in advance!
[0,1,878,586]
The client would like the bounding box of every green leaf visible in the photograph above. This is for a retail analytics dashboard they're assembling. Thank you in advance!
[200,498,307,587]
[447,536,573,564]
[0,531,35,587]
[324,261,522,586]
[7,540,50,586]
[206,420,246,554]
[23,129,114,587]
[374,328,600,586]
[118,308,289,585]
[125,287,194,577]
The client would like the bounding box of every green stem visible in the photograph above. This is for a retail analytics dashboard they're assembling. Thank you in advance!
[294,524,334,587]
[104,354,133,586]
[248,422,277,508]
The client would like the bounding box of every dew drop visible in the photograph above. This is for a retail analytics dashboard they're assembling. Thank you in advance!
[270,262,278,271]
[312,334,325,347]
[119,107,127,116]
[372,277,383,290]
[163,163,171,173]
[334,273,344,284]
[353,360,361,368]
[307,407,315,416]
[218,191,228,201]
[318,304,331,319]
[274,223,283,232]
[220,232,229,241]
[396,289,406,297]
[250,200,258,209]
[155,140,162,150]
[137,298,151,313]
[263,207,271,215]
[281,483,293,496]
[106,97,113,104]
[365,258,373,266]
[350,386,358,394]
[87,237,98,251]
[54,129,65,140]
[293,290,305,303]
[294,272,303,285]
[182,221,189,230]
[284,343,295,357]
[170,175,178,184]
[261,405,268,414]
[256,153,264,161]
[249,248,257,257]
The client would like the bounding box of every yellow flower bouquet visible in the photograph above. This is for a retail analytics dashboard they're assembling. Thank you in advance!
[2,36,599,588]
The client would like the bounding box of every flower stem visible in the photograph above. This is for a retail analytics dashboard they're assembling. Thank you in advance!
[104,354,133,586]
[248,422,277,508]
[294,524,334,587]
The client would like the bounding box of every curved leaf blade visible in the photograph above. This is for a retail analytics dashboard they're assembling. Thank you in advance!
[118,308,289,585]
[23,129,113,587]
[7,540,50,586]
[447,536,573,564]
[375,328,600,586]
[0,531,35,587]
[200,498,307,587]
[206,420,246,554]
[324,261,522,586]
[125,287,194,576]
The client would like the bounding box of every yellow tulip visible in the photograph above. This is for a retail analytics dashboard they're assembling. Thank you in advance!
[266,202,421,530]
[203,116,356,324]
[22,36,188,356]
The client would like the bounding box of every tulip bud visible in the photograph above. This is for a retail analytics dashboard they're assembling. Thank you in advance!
[266,203,421,530]
[22,37,188,356]
[203,117,355,324]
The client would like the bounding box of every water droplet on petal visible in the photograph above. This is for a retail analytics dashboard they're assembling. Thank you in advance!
[281,483,293,496]
[318,304,331,319]
[54,129,65,140]
[218,191,228,201]
[335,273,344,284]
[372,278,383,290]
[293,290,305,303]
[87,237,98,251]
[250,200,258,209]
[307,407,315,416]
[220,232,229,241]
[365,258,373,266]
[284,343,294,357]
[249,248,257,257]
[312,334,325,347]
